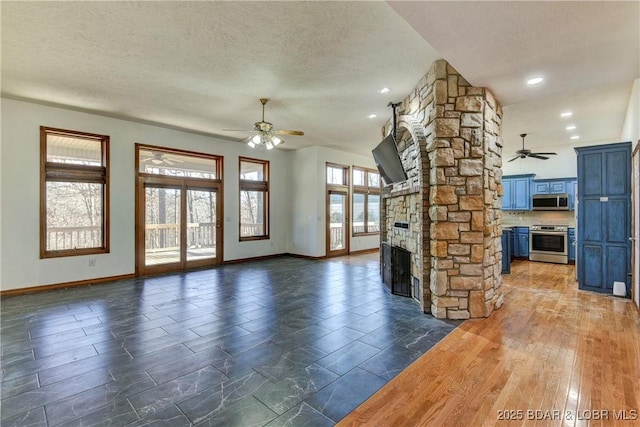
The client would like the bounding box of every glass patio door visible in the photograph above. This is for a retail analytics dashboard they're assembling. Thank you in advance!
[144,186,182,267]
[136,145,223,276]
[141,185,220,274]
[186,188,218,262]
[327,191,349,256]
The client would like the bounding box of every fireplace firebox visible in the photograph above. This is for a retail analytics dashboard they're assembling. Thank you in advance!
[381,243,411,297]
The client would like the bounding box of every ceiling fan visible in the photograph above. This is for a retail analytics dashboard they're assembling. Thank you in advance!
[142,152,184,166]
[507,133,557,162]
[223,98,304,150]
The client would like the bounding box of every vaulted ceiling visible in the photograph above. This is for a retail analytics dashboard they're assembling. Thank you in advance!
[2,1,638,157]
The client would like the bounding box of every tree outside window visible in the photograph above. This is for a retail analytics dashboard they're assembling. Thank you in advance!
[352,167,381,235]
[239,158,269,240]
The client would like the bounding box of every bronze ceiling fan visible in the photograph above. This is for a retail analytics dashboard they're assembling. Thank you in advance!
[507,133,557,162]
[223,98,304,149]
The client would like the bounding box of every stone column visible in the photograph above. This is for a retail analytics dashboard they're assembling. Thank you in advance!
[381,59,504,319]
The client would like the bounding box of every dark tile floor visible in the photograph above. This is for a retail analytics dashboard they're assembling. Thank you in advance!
[1,255,459,426]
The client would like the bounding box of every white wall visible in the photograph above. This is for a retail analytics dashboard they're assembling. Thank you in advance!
[0,98,294,291]
[502,137,623,180]
[622,78,640,148]
[502,145,579,179]
[1,98,380,291]
[290,146,380,257]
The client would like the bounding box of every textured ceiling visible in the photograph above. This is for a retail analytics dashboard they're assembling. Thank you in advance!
[390,0,640,153]
[1,1,638,157]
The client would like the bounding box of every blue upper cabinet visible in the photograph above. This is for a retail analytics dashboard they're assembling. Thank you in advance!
[531,177,577,210]
[502,174,534,210]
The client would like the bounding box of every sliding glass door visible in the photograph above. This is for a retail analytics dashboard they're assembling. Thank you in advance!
[136,145,222,276]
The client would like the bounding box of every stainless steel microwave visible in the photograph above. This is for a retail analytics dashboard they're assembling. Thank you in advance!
[532,193,570,210]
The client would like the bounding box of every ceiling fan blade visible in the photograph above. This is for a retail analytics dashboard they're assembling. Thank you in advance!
[222,129,253,132]
[276,130,304,136]
[528,154,549,160]
[507,156,521,162]
[533,152,557,155]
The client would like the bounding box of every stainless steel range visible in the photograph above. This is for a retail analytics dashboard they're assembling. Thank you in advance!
[529,225,568,264]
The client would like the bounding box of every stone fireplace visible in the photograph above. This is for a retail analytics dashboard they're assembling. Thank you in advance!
[380,59,504,320]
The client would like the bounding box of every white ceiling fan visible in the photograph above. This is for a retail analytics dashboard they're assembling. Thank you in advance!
[142,152,184,166]
[223,98,304,150]
[507,133,557,162]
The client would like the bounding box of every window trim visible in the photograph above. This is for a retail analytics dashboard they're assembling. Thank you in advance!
[40,126,110,258]
[239,156,270,241]
[352,166,381,236]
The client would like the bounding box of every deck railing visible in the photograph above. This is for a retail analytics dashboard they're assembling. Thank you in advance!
[352,222,380,234]
[45,223,217,252]
[47,222,378,252]
[46,226,102,250]
[240,223,264,237]
[145,222,216,252]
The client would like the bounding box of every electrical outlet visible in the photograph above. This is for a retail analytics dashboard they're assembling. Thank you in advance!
[88,259,96,267]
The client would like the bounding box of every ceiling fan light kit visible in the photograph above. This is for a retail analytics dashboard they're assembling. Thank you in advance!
[507,133,557,162]
[248,133,282,150]
[224,98,304,150]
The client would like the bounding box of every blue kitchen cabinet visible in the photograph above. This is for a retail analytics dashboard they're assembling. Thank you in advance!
[533,181,552,194]
[502,228,513,273]
[575,142,631,294]
[502,174,534,210]
[516,227,530,257]
[510,227,529,258]
[568,228,576,262]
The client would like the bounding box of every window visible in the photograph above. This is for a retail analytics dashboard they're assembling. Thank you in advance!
[327,165,347,185]
[40,126,109,258]
[352,167,381,235]
[239,157,269,240]
[138,147,218,179]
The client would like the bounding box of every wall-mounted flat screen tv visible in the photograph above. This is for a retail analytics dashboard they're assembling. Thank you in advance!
[372,134,407,185]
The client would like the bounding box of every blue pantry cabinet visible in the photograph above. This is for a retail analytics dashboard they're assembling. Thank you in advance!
[575,142,631,294]
[502,174,534,210]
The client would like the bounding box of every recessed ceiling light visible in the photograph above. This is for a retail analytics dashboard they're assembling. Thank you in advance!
[367,114,377,119]
[565,125,576,131]
[560,111,573,118]
[526,77,544,85]
[571,135,580,140]
[378,87,390,94]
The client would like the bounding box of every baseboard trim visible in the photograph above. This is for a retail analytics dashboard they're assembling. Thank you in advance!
[348,248,380,255]
[1,249,379,296]
[284,253,325,261]
[223,253,290,264]
[0,273,136,297]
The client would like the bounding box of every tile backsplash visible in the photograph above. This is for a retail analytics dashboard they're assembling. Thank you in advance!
[502,210,576,227]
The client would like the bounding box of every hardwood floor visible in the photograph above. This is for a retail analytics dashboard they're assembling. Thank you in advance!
[339,260,640,426]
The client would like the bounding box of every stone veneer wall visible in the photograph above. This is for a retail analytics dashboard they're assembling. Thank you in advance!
[381,59,504,319]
